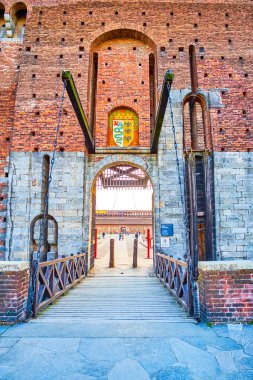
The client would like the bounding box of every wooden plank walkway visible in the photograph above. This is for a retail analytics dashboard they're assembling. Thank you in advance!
[35,276,194,323]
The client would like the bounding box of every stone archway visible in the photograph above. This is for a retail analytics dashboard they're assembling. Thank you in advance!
[83,154,158,270]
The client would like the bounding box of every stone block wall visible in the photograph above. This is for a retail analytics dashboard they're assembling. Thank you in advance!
[0,261,29,323]
[156,90,186,256]
[214,152,253,260]
[5,152,86,261]
[198,261,253,324]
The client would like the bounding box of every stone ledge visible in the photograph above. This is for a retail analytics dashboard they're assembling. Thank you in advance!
[0,261,29,272]
[198,260,253,272]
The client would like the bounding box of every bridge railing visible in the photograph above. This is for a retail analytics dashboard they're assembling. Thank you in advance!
[33,253,86,317]
[156,253,193,316]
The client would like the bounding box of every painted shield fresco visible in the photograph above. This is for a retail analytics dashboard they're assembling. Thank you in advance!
[108,108,139,148]
[112,119,134,147]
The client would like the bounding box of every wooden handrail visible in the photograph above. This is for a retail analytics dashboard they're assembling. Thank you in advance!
[38,253,85,267]
[156,253,193,316]
[33,253,86,318]
[156,252,187,267]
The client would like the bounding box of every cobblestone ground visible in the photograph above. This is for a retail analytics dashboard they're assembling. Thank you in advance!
[0,237,252,380]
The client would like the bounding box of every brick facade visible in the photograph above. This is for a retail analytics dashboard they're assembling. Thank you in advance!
[198,261,253,323]
[0,261,29,323]
[0,0,252,262]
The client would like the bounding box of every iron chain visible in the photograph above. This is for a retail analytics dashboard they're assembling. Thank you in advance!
[167,83,200,320]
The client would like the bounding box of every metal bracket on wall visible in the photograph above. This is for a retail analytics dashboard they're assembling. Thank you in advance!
[150,69,174,154]
[62,71,95,153]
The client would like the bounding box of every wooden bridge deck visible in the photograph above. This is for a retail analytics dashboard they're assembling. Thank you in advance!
[35,275,194,323]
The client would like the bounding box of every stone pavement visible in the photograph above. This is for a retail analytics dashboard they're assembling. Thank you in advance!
[0,321,253,380]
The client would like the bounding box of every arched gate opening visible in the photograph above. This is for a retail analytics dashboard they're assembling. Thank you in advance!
[89,163,154,274]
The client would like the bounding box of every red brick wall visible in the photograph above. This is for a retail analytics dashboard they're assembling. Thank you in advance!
[4,1,251,155]
[94,38,152,147]
[198,265,253,323]
[0,42,23,259]
[0,266,29,323]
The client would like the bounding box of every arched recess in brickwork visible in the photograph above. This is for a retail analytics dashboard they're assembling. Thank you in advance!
[11,2,27,38]
[88,29,157,148]
[108,106,139,148]
[183,93,212,151]
[183,93,215,268]
[30,214,58,262]
[90,29,156,51]
[0,3,5,30]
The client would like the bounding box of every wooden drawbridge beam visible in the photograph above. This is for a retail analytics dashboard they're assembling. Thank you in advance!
[150,70,174,154]
[62,71,95,153]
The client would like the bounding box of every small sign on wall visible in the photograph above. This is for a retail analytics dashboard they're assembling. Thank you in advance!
[161,237,170,248]
[161,224,174,237]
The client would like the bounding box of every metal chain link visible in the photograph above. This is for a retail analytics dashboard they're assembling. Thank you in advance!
[167,83,200,321]
[27,79,67,317]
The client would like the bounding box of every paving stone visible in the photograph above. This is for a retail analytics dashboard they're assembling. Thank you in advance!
[37,338,80,353]
[0,348,9,354]
[108,358,150,380]
[1,352,62,380]
[124,338,176,375]
[0,337,19,348]
[181,337,207,351]
[0,337,39,366]
[204,336,242,351]
[155,363,192,380]
[170,338,222,380]
[245,343,253,356]
[61,374,96,380]
[79,338,126,361]
[234,355,253,370]
[215,370,253,380]
[213,350,238,372]
[80,359,114,378]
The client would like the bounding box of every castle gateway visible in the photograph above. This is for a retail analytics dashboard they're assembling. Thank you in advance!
[0,0,252,325]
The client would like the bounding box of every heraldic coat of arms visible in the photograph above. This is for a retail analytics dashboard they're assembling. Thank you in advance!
[108,108,139,148]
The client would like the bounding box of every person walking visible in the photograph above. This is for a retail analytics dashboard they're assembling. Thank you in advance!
[135,232,139,240]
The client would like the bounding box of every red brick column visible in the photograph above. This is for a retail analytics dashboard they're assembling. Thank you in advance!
[198,261,253,324]
[0,262,30,324]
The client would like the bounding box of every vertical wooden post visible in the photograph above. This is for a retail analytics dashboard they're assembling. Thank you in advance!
[204,152,214,261]
[133,239,138,268]
[94,228,98,259]
[146,228,151,259]
[187,153,199,279]
[109,239,115,268]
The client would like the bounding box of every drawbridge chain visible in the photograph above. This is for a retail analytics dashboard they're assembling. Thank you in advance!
[167,82,200,321]
[27,79,67,317]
